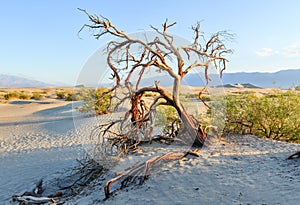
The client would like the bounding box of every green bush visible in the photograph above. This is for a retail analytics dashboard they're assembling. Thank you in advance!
[78,87,111,115]
[65,93,75,101]
[200,95,212,101]
[3,91,32,100]
[0,94,7,103]
[59,88,96,101]
[56,91,67,99]
[182,93,197,99]
[144,92,158,98]
[295,85,300,91]
[155,105,181,135]
[4,92,20,100]
[31,92,43,99]
[223,91,300,143]
[18,93,31,100]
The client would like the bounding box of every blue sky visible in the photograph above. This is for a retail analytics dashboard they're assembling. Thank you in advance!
[1,0,300,85]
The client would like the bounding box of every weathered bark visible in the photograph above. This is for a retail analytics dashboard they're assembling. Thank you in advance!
[12,195,56,204]
[178,106,206,147]
[104,151,194,197]
[128,84,206,147]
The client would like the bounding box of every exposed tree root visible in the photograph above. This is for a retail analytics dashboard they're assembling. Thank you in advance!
[104,149,201,197]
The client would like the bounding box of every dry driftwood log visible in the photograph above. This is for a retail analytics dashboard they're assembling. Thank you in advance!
[12,195,59,205]
[104,149,201,197]
[12,179,63,205]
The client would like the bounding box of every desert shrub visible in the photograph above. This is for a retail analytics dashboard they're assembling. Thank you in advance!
[200,95,212,101]
[56,89,85,101]
[4,92,20,100]
[75,88,95,101]
[65,93,82,101]
[78,87,111,115]
[295,85,300,91]
[3,91,33,100]
[56,91,67,99]
[31,92,43,99]
[183,93,198,99]
[155,105,181,135]
[65,88,95,101]
[144,92,158,98]
[65,93,75,101]
[0,94,7,103]
[180,93,211,102]
[57,88,94,101]
[202,97,227,132]
[18,93,31,100]
[223,91,300,143]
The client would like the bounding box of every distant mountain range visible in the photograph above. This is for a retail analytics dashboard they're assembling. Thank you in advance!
[0,74,52,87]
[1,69,299,88]
[141,69,300,89]
[220,69,300,89]
[217,83,262,89]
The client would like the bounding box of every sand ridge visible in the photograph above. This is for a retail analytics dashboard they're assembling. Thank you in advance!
[0,98,299,204]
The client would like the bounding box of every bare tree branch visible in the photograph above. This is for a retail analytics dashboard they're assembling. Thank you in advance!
[79,8,232,159]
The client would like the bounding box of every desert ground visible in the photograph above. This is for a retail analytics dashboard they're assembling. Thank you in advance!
[0,98,84,202]
[0,87,299,204]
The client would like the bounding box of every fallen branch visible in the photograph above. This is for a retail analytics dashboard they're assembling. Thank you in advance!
[104,150,200,197]
[12,195,61,205]
[12,179,63,205]
[287,151,300,160]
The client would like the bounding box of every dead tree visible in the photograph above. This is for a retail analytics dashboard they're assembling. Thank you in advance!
[79,9,232,157]
[78,9,233,198]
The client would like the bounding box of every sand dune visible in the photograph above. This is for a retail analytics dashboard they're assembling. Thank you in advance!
[66,135,300,205]
[0,98,299,204]
[0,99,85,202]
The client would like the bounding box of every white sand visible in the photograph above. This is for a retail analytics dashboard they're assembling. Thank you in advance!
[65,135,300,205]
[0,99,85,203]
[0,99,299,204]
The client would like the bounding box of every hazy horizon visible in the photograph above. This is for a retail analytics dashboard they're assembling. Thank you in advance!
[1,68,299,89]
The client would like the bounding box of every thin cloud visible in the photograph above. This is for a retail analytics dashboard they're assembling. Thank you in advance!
[283,44,300,57]
[256,44,300,58]
[255,48,274,57]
